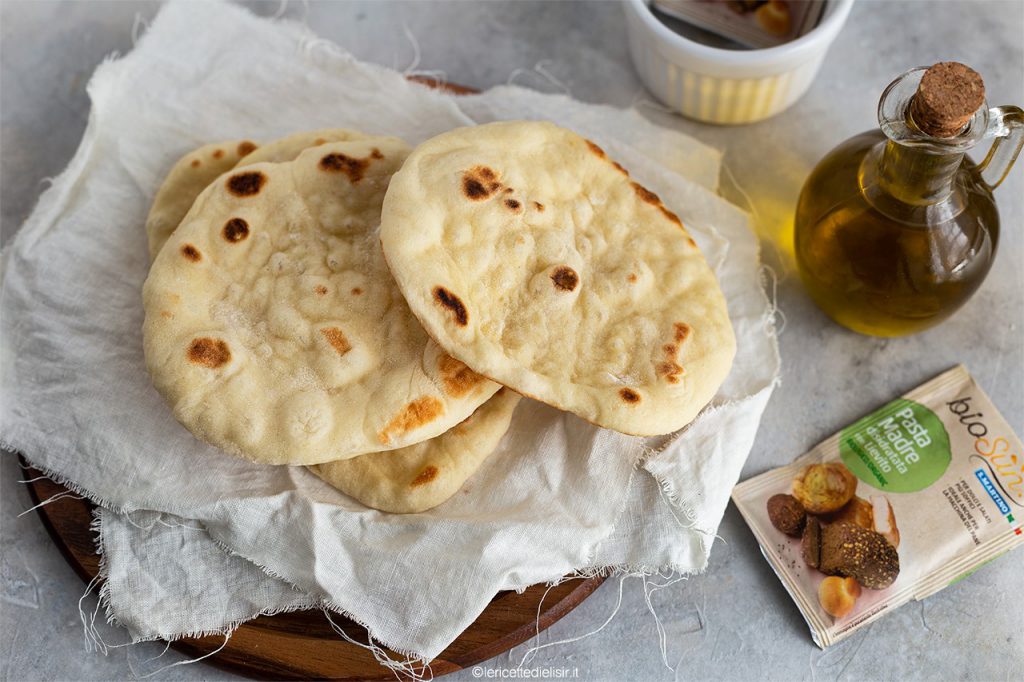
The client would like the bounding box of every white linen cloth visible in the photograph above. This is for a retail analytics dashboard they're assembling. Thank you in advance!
[1,0,778,660]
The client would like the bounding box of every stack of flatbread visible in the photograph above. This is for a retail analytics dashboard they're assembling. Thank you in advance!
[142,122,736,514]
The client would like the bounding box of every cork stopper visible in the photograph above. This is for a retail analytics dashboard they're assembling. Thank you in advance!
[910,62,985,138]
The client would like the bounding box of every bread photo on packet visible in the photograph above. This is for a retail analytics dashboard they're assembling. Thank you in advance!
[141,121,737,513]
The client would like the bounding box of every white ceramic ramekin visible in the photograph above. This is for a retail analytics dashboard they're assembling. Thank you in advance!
[623,0,855,124]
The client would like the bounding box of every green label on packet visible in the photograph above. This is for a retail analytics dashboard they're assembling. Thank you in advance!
[839,399,951,492]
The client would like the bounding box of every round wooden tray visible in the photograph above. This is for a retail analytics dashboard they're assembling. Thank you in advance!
[22,462,604,680]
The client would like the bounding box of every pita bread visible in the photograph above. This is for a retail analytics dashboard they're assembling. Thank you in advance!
[237,129,368,166]
[143,136,500,464]
[144,133,515,503]
[146,130,370,258]
[312,388,520,513]
[380,121,735,436]
[145,139,259,259]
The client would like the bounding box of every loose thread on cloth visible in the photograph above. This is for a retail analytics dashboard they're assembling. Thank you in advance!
[642,572,689,674]
[507,60,572,96]
[401,22,421,74]
[139,641,171,666]
[156,518,205,531]
[323,608,434,682]
[631,93,678,115]
[516,574,628,669]
[117,511,158,533]
[125,641,171,679]
[81,510,134,656]
[718,156,789,339]
[400,22,449,88]
[78,575,134,656]
[514,571,691,674]
[6,449,134,517]
[17,491,85,517]
[759,263,787,337]
[78,574,105,654]
[135,635,230,679]
[130,13,149,47]
[720,159,790,285]
[655,474,726,558]
[271,0,289,21]
[269,0,311,23]
[114,509,206,533]
[531,582,560,647]
[653,473,705,530]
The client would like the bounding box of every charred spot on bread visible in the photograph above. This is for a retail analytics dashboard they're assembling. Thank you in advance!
[320,327,352,356]
[585,139,606,158]
[411,465,439,487]
[378,397,444,445]
[657,361,684,384]
[187,337,230,368]
[632,182,661,205]
[619,388,641,404]
[222,217,249,243]
[433,286,468,326]
[319,153,374,182]
[438,354,483,397]
[550,266,579,291]
[660,207,683,227]
[462,166,502,200]
[226,171,266,197]
[237,141,257,156]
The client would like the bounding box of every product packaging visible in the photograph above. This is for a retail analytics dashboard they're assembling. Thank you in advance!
[733,365,1023,647]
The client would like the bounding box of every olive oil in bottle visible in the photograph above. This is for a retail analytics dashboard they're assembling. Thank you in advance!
[794,62,1023,337]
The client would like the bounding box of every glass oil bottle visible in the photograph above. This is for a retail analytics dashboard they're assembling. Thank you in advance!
[794,62,1023,336]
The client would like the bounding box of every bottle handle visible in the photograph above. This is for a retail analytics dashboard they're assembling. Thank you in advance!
[976,105,1024,190]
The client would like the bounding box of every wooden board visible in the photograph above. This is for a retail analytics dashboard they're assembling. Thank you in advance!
[22,461,604,680]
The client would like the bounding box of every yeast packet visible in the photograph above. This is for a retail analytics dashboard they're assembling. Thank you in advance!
[733,365,1023,647]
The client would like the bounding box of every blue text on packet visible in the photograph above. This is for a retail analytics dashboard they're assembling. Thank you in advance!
[976,469,1011,515]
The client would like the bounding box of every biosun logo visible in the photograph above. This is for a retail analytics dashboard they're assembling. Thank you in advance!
[948,396,1023,514]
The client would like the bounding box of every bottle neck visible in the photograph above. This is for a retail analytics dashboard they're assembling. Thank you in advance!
[876,140,964,205]
[861,139,967,225]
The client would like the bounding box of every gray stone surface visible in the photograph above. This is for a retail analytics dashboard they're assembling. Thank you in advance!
[2,1,1021,680]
